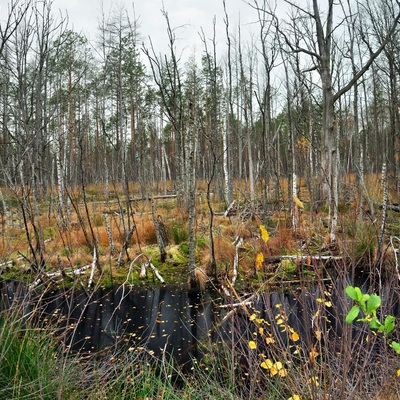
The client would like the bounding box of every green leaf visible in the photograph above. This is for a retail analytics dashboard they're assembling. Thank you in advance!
[367,294,381,314]
[354,287,363,303]
[345,286,358,301]
[362,293,370,302]
[384,315,396,335]
[346,305,360,324]
[391,341,400,354]
[369,318,381,330]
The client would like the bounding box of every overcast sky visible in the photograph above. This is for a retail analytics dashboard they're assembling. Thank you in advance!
[51,0,259,60]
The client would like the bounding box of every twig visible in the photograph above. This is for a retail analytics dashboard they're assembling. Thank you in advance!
[147,262,165,283]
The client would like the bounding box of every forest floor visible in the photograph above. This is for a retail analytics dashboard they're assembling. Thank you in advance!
[1,175,399,292]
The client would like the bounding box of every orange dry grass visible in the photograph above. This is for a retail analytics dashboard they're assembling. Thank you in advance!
[193,267,208,291]
[45,234,64,254]
[96,226,111,247]
[264,228,297,256]
[219,223,253,239]
[135,215,157,245]
[107,222,124,245]
[69,228,89,247]
[214,236,235,265]
[0,241,5,258]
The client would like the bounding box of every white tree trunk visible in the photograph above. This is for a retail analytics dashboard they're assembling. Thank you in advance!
[56,126,65,218]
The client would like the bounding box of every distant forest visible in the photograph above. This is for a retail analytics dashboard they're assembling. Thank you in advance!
[1,0,400,235]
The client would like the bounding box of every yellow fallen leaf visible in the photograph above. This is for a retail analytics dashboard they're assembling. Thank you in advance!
[307,376,319,387]
[291,331,300,342]
[274,361,284,370]
[397,369,400,377]
[288,396,301,400]
[260,225,269,243]
[248,340,257,349]
[293,194,304,209]
[261,359,273,369]
[317,298,332,307]
[256,252,264,270]
[278,368,287,377]
[269,365,278,376]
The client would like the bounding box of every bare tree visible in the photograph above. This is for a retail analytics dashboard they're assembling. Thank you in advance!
[253,0,279,219]
[0,0,31,56]
[257,0,400,239]
[222,0,233,205]
[143,9,187,210]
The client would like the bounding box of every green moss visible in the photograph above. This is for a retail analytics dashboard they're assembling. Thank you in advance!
[281,259,297,274]
[169,245,188,264]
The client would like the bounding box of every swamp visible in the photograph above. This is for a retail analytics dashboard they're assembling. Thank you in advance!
[2,0,400,398]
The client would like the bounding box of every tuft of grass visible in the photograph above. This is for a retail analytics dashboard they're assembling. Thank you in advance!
[0,314,76,399]
[170,223,188,244]
[136,215,157,245]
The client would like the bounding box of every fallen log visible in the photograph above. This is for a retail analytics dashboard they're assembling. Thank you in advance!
[224,200,236,217]
[0,256,24,269]
[28,264,93,290]
[264,255,343,264]
[129,194,177,202]
[386,203,400,213]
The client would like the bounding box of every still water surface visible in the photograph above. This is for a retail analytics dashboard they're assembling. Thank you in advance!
[2,276,399,366]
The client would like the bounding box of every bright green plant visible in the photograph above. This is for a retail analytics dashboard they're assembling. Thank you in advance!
[345,285,400,354]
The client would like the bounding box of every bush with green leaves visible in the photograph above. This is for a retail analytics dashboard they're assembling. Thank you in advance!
[345,285,400,355]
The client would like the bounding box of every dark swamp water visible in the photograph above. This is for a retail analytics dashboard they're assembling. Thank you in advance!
[1,275,400,368]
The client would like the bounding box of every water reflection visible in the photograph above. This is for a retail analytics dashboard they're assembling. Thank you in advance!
[1,276,399,367]
[0,282,222,366]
